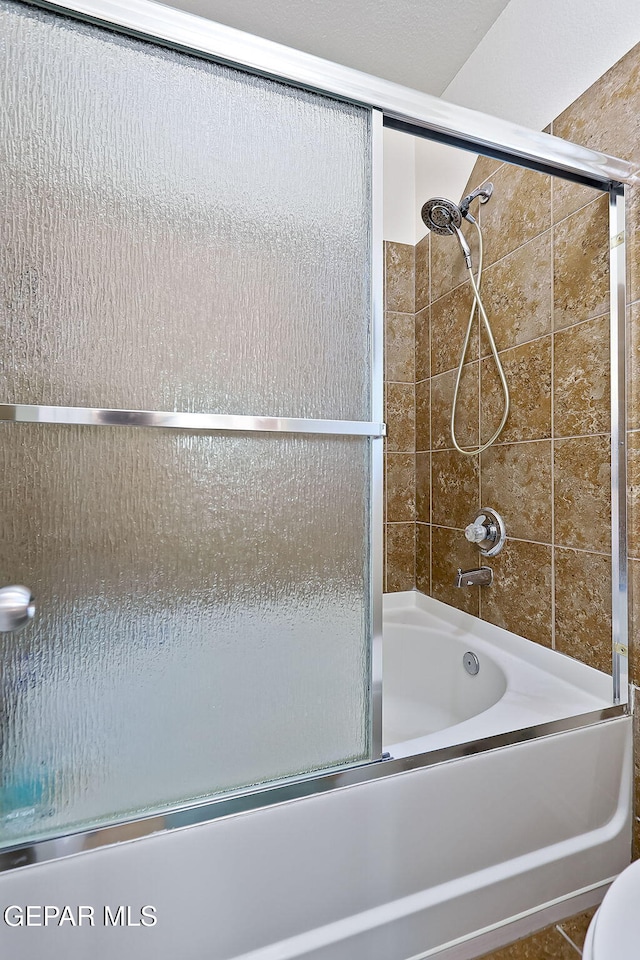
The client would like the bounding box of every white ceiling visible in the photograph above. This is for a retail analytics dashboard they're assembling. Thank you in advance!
[161,0,512,96]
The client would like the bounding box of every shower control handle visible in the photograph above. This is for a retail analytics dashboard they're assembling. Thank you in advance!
[0,585,35,633]
[465,508,506,557]
[465,519,492,544]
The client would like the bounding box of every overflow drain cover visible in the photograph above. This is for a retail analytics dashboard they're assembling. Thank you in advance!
[463,651,480,676]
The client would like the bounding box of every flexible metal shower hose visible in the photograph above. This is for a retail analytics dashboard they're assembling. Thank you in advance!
[450,220,510,455]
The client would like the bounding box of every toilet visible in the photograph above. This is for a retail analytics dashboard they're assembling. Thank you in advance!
[583,858,640,958]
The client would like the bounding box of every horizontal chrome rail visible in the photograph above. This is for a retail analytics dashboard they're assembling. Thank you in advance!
[0,704,627,872]
[23,0,639,187]
[0,403,386,437]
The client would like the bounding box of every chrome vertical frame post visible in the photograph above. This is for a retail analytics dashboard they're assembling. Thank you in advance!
[610,185,628,705]
[369,110,384,759]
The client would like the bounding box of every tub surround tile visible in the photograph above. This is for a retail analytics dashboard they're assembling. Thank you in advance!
[481,338,551,444]
[629,186,640,306]
[553,195,609,330]
[553,314,610,437]
[385,382,415,452]
[481,441,552,543]
[384,240,416,591]
[431,449,479,529]
[431,525,479,617]
[634,706,640,861]
[462,156,504,198]
[481,540,552,647]
[554,547,612,672]
[415,305,430,383]
[552,175,603,225]
[480,231,552,355]
[385,453,415,522]
[552,41,640,171]
[384,312,415,383]
[628,303,640,431]
[431,281,477,377]
[415,233,430,312]
[628,559,640,686]
[385,522,415,592]
[430,219,478,303]
[415,521,430,594]
[554,436,611,551]
[431,364,479,451]
[381,23,631,665]
[415,378,430,452]
[415,452,430,523]
[385,241,414,313]
[479,164,551,267]
[632,432,640,559]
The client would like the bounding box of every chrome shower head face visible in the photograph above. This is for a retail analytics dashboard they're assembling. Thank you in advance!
[421,197,462,236]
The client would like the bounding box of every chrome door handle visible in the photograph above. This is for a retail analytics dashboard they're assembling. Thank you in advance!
[0,585,35,632]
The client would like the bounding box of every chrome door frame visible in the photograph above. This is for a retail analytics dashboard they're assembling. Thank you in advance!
[22,0,639,188]
[610,185,628,706]
[0,0,631,871]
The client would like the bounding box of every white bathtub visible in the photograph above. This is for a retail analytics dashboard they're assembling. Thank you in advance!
[0,591,631,960]
[383,590,615,758]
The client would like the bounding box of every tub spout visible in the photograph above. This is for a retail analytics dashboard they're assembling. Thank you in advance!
[455,566,493,588]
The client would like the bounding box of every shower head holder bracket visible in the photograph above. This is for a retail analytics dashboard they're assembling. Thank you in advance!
[464,507,506,557]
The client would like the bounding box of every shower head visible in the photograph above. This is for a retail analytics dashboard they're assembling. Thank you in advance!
[421,196,472,269]
[420,197,462,236]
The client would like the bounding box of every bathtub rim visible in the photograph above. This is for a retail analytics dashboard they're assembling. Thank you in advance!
[0,703,626,874]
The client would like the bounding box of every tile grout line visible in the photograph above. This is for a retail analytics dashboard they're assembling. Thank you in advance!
[425,309,611,381]
[474,160,504,189]
[423,524,613,558]
[429,431,612,453]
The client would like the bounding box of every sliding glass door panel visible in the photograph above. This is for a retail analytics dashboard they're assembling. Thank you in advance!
[0,1,371,419]
[0,0,375,846]
[0,424,370,842]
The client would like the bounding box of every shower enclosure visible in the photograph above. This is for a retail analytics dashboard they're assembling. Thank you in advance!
[0,0,634,884]
[0,0,385,845]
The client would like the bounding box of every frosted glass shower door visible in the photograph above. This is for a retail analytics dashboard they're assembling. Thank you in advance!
[0,1,375,845]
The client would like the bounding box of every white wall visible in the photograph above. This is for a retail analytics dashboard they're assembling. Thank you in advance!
[382,129,415,245]
[414,140,478,243]
[383,131,478,245]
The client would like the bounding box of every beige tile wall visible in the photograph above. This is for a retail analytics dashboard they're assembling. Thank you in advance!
[417,163,611,667]
[382,39,640,960]
[384,241,416,591]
